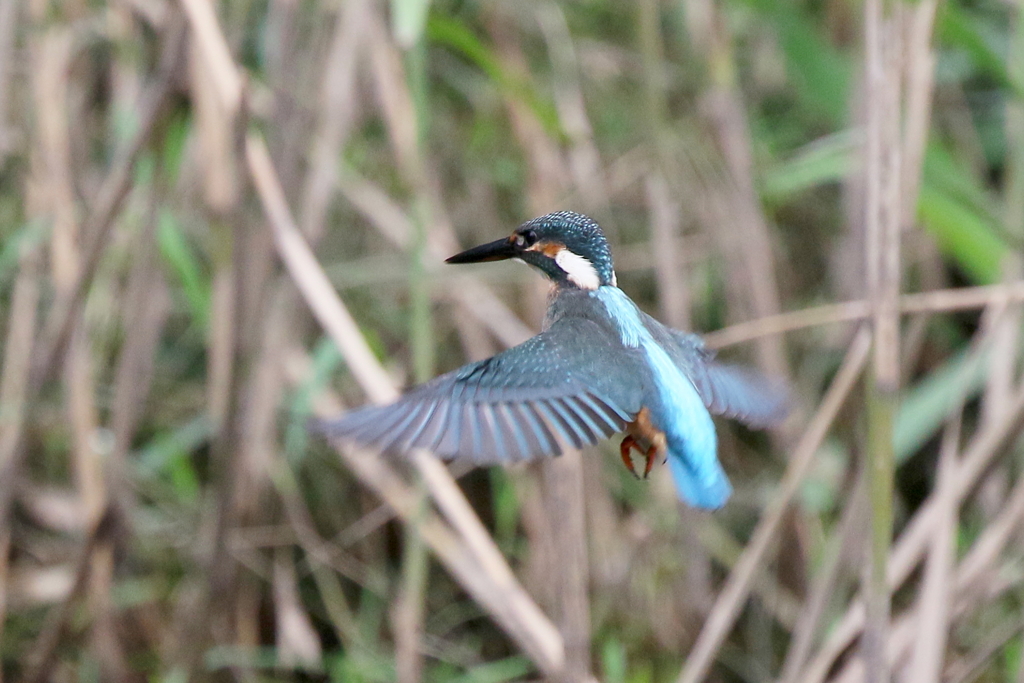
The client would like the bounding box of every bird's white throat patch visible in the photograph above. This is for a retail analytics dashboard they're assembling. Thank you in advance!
[554,247,602,290]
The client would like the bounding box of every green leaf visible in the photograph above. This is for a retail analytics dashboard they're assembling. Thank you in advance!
[740,0,851,125]
[157,209,211,329]
[391,0,431,48]
[136,415,211,501]
[894,347,990,464]
[0,218,48,286]
[917,183,1007,284]
[924,144,1001,226]
[205,646,322,672]
[601,637,628,683]
[937,4,1019,96]
[445,657,533,683]
[427,15,561,137]
[285,336,342,460]
[760,131,857,203]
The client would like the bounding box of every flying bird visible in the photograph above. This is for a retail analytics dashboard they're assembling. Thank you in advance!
[320,211,789,509]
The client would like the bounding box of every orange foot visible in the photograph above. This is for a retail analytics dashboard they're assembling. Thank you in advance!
[620,435,639,478]
[641,444,657,479]
[619,436,659,480]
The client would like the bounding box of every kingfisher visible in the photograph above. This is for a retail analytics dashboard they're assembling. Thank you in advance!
[321,211,788,509]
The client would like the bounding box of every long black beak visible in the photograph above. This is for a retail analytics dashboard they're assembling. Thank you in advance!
[445,237,517,264]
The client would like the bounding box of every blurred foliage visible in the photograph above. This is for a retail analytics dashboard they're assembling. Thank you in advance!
[1,0,1024,681]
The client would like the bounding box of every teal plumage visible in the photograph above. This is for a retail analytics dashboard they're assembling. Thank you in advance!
[319,211,788,509]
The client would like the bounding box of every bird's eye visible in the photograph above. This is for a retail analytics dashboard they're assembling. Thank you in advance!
[513,229,538,249]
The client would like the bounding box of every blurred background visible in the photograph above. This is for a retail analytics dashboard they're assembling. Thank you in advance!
[2,0,1024,681]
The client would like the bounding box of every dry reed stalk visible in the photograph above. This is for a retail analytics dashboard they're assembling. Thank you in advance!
[297,0,369,241]
[366,18,436,676]
[343,445,566,677]
[108,206,170,488]
[636,0,692,333]
[538,449,592,680]
[487,8,567,212]
[22,509,115,683]
[234,0,369,497]
[684,0,787,381]
[343,21,535,348]
[778,474,867,683]
[29,27,126,677]
[900,0,938,227]
[484,9,598,676]
[896,1,940,391]
[237,283,290,506]
[797,375,1024,683]
[247,139,398,403]
[906,413,959,683]
[25,17,183,399]
[675,326,872,683]
[986,0,1024,434]
[236,8,372,651]
[1011,13,1024,680]
[862,2,904,678]
[335,166,537,347]
[243,108,569,678]
[0,0,18,164]
[645,175,690,330]
[826,461,1024,683]
[186,9,253,665]
[703,281,1024,349]
[537,3,610,219]
[273,547,323,666]
[0,243,41,664]
[191,34,241,427]
[394,500,429,683]
[948,618,1024,683]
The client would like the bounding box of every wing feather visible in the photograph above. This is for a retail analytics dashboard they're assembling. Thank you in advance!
[541,398,589,449]
[563,396,605,442]
[499,403,532,462]
[318,316,645,461]
[385,403,432,450]
[654,323,791,428]
[397,400,440,450]
[519,402,561,454]
[418,400,452,452]
[506,403,546,458]
[478,404,505,463]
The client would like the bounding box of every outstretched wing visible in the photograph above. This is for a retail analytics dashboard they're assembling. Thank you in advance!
[655,323,791,429]
[318,316,645,463]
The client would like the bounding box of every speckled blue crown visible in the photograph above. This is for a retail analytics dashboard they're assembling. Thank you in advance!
[519,211,616,286]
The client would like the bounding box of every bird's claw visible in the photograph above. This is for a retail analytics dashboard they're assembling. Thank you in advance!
[620,436,658,480]
[620,435,641,479]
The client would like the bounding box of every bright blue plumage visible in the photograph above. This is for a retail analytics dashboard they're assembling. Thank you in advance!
[319,211,789,510]
[594,287,730,508]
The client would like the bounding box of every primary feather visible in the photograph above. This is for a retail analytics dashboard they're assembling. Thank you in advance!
[319,313,645,464]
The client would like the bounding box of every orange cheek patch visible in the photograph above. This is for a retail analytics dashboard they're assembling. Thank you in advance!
[525,241,564,257]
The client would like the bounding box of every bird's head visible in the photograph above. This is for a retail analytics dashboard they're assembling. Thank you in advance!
[446,211,616,290]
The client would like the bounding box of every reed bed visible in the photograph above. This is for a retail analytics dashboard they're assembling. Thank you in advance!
[1,1,1023,682]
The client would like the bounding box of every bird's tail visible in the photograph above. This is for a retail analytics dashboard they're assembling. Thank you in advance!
[666,449,732,510]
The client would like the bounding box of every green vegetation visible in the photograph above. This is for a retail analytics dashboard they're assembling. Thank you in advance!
[1,0,1024,681]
